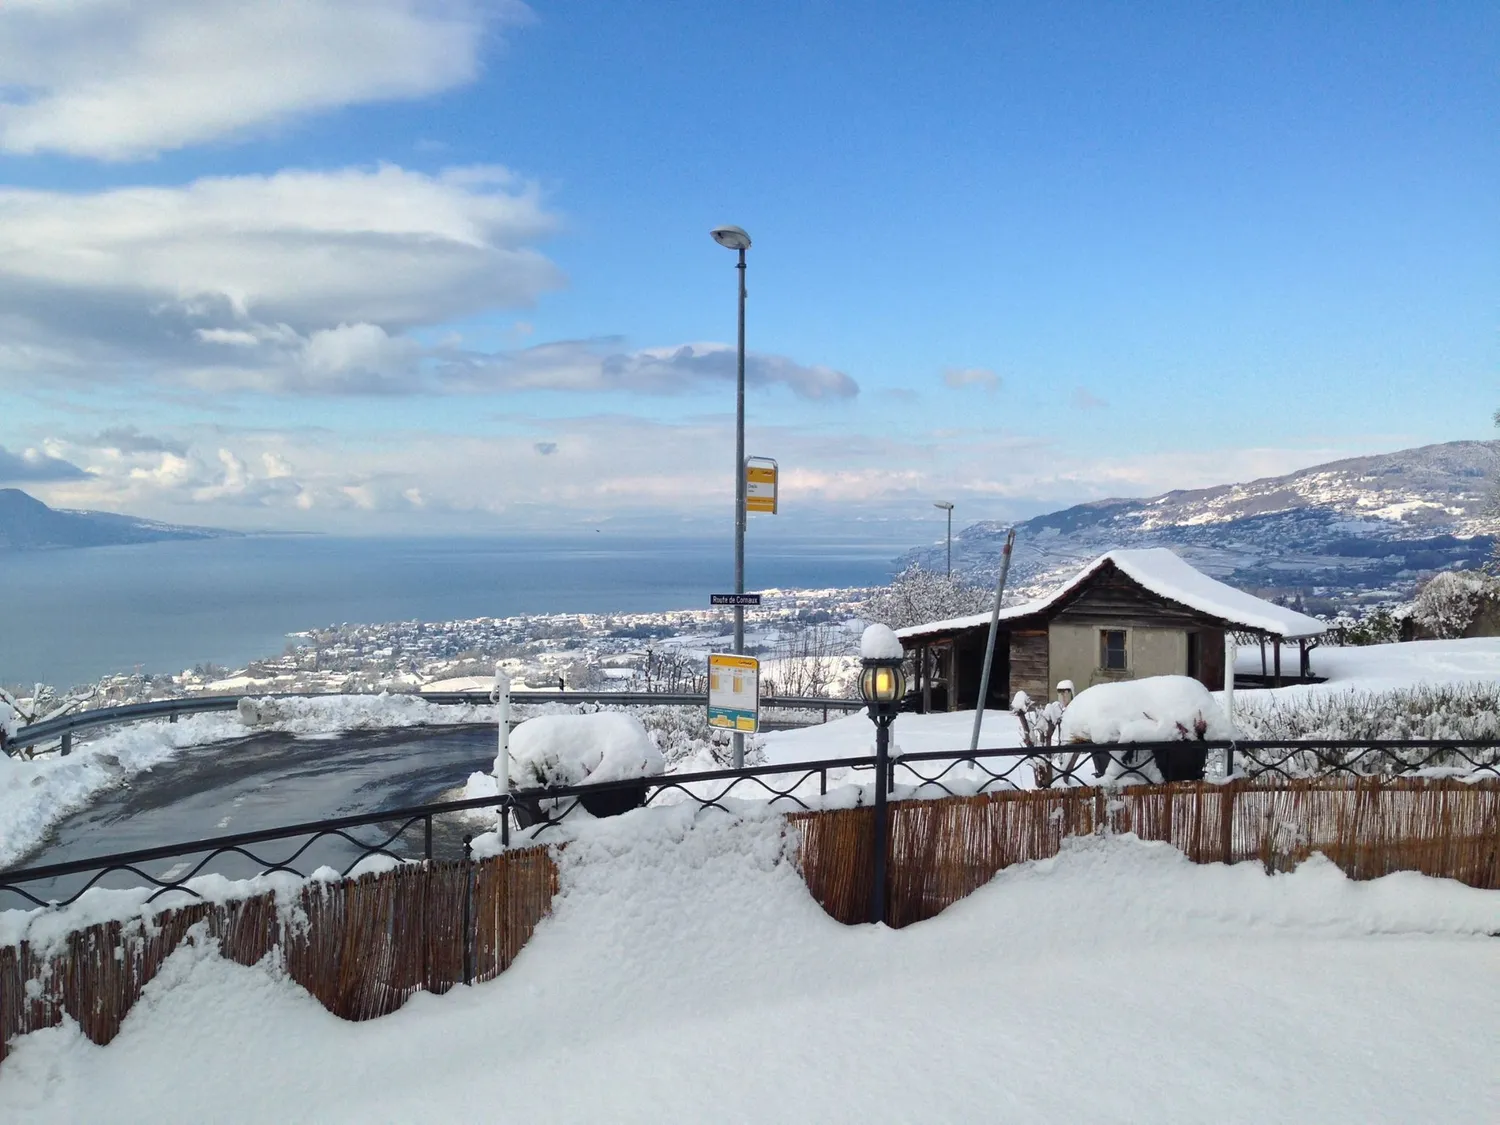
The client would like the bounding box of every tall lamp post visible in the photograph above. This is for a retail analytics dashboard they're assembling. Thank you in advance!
[858,624,907,925]
[934,500,954,576]
[711,224,752,769]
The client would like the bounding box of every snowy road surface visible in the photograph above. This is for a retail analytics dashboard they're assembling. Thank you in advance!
[4,726,494,908]
[0,815,1495,1123]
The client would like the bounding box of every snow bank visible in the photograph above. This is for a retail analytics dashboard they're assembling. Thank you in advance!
[1239,637,1500,694]
[0,695,498,870]
[2,821,1495,1123]
[509,712,664,788]
[1061,676,1235,744]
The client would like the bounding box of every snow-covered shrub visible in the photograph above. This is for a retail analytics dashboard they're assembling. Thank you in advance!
[1061,676,1233,784]
[1320,606,1404,647]
[1409,570,1500,640]
[631,705,766,771]
[858,564,993,631]
[1236,682,1500,738]
[509,713,665,788]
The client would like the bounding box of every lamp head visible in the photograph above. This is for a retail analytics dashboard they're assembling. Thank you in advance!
[858,656,907,720]
[710,225,752,251]
[934,501,954,511]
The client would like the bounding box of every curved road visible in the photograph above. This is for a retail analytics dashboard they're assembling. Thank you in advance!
[6,726,496,909]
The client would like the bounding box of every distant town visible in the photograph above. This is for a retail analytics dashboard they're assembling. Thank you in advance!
[24,587,871,712]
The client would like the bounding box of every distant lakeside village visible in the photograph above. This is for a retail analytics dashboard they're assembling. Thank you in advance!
[9,545,1495,724]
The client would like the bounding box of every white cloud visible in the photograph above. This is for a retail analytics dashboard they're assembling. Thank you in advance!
[0,0,527,160]
[1071,387,1107,410]
[942,366,1000,392]
[0,164,563,392]
[20,419,1362,536]
[439,340,859,400]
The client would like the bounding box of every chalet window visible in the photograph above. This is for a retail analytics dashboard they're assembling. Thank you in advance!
[1100,629,1127,671]
[1187,632,1201,678]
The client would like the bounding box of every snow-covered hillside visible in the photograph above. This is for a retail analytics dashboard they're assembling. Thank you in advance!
[1,814,1494,1123]
[904,440,1500,605]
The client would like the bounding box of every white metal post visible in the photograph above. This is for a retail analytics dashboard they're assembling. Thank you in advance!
[492,666,511,794]
[1222,632,1236,778]
[1222,632,1235,726]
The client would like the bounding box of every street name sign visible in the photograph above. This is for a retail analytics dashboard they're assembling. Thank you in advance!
[707,653,760,732]
[711,593,761,606]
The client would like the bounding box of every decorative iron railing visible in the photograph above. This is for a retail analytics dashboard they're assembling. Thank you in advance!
[3,738,1496,912]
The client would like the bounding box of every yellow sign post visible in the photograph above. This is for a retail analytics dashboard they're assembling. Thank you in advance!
[745,456,778,514]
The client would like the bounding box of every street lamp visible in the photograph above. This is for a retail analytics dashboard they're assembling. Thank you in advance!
[858,624,907,925]
[934,501,954,576]
[711,224,751,769]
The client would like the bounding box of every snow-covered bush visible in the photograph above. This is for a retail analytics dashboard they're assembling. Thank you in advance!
[1320,606,1404,647]
[509,713,665,789]
[1234,683,1500,741]
[1061,676,1234,784]
[631,705,766,771]
[1409,570,1500,640]
[0,696,19,753]
[858,564,993,631]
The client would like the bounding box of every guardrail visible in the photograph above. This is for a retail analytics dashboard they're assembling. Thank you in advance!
[4,690,865,756]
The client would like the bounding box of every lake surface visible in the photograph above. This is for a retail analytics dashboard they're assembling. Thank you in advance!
[0,535,898,687]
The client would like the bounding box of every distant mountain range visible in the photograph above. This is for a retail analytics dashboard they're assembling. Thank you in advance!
[900,440,1500,611]
[0,489,237,550]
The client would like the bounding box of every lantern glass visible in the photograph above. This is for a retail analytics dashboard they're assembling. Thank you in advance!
[859,660,906,706]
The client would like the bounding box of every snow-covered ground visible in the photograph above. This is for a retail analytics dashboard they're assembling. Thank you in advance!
[1,812,1495,1123]
[1238,637,1500,694]
[0,695,498,870]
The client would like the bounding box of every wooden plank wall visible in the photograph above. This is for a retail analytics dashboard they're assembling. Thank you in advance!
[1009,629,1049,702]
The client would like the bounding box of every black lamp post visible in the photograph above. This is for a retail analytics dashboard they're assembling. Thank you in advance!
[858,633,907,925]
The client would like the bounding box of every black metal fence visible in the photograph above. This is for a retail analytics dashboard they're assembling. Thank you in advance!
[4,738,1497,912]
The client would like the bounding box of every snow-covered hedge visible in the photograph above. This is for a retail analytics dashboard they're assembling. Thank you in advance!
[1061,676,1234,745]
[1060,676,1233,784]
[509,713,665,788]
[1409,570,1500,640]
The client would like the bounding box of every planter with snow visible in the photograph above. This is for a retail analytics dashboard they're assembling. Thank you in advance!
[1059,675,1235,784]
[508,712,666,826]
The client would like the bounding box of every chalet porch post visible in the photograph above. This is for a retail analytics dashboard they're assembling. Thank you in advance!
[912,642,924,714]
[1273,638,1282,687]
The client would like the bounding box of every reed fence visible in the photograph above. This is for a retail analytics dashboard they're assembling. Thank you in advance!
[792,776,1500,927]
[1,848,557,1067]
[3,777,1496,1067]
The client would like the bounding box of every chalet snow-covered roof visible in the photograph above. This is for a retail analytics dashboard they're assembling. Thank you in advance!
[895,548,1327,642]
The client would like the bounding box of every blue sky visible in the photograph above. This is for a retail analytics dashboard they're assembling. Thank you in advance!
[0,1,1494,544]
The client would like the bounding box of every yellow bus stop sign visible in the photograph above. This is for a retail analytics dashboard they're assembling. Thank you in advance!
[745,457,777,514]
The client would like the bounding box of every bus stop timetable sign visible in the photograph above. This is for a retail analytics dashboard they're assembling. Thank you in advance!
[707,653,759,732]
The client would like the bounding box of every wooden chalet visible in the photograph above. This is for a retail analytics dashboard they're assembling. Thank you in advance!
[895,548,1327,712]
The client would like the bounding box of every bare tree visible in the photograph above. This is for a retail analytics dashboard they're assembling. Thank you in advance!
[760,624,853,698]
[859,564,993,631]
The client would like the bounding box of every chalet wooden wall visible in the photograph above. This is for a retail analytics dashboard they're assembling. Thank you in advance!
[1009,629,1049,703]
